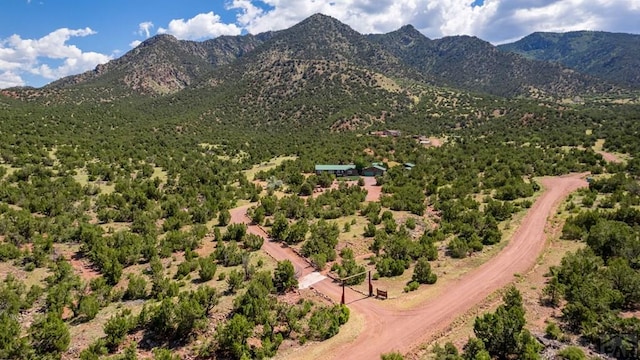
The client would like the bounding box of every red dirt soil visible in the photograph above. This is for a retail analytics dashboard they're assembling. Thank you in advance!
[231,173,587,360]
[596,150,623,163]
[309,177,381,202]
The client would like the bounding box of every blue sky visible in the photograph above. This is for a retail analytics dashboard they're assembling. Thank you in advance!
[1,0,639,88]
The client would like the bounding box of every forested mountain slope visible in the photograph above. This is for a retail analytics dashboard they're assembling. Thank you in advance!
[499,31,640,88]
[368,25,613,97]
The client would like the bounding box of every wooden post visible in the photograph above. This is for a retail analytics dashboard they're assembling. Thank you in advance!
[368,270,373,297]
[338,270,368,305]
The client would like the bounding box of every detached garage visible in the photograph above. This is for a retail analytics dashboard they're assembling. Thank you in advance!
[361,164,387,177]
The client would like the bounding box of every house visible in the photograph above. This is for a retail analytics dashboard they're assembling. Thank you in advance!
[361,163,387,177]
[315,164,358,177]
[384,129,402,137]
[403,162,416,170]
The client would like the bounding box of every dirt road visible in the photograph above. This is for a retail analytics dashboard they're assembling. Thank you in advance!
[230,173,587,359]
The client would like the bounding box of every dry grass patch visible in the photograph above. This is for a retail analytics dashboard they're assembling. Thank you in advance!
[242,155,298,181]
[73,168,115,194]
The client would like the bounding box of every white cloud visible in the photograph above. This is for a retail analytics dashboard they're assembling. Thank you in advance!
[228,0,265,28]
[0,71,24,88]
[223,0,639,44]
[129,40,142,48]
[137,22,154,38]
[0,27,111,88]
[157,12,242,40]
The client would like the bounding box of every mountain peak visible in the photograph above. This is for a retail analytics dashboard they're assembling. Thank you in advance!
[140,34,179,47]
[303,13,339,23]
[397,24,419,34]
[290,13,356,34]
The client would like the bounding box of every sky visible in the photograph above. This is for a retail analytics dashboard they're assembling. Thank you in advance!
[1,0,639,89]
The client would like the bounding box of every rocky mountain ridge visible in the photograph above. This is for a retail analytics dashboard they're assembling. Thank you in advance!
[35,14,630,99]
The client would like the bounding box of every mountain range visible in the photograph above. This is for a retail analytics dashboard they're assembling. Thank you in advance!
[498,31,640,89]
[6,14,640,103]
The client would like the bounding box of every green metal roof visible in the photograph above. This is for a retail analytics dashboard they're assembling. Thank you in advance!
[372,165,387,171]
[315,164,357,171]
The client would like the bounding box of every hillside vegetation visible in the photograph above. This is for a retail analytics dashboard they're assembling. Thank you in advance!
[1,12,640,360]
[499,31,640,89]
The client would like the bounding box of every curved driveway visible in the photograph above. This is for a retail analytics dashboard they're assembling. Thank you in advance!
[230,173,587,359]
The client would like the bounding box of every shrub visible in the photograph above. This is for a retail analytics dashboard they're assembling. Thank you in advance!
[545,322,562,340]
[226,269,244,294]
[77,294,100,321]
[243,233,264,251]
[79,339,108,360]
[198,257,217,282]
[104,310,134,351]
[412,257,437,284]
[307,305,349,340]
[404,281,419,292]
[273,260,298,293]
[376,257,406,277]
[557,346,586,360]
[381,352,404,360]
[175,260,197,279]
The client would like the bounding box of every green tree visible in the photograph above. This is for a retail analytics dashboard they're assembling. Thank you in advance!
[432,342,462,360]
[285,219,308,244]
[274,260,298,293]
[226,269,244,294]
[119,341,138,360]
[250,206,265,225]
[124,274,147,300]
[218,209,231,226]
[412,257,437,284]
[462,337,489,360]
[198,256,217,282]
[299,181,314,196]
[270,212,289,242]
[104,310,134,352]
[473,287,540,359]
[243,233,264,251]
[307,305,349,340]
[77,294,100,322]
[30,312,70,359]
[0,313,31,359]
[215,314,253,360]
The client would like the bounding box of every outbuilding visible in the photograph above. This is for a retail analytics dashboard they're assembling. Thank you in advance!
[361,164,387,177]
[404,162,416,170]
